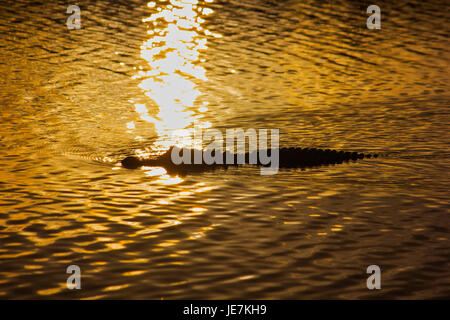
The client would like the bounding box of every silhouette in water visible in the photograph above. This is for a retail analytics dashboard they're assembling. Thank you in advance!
[121,146,378,174]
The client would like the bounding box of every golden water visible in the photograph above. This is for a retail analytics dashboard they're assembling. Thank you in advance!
[0,0,449,298]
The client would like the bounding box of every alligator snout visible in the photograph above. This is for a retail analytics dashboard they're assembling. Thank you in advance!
[121,156,141,169]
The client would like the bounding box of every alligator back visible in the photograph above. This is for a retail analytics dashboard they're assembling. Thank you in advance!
[121,146,379,172]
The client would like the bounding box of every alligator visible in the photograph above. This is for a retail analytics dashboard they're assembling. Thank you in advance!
[121,146,378,174]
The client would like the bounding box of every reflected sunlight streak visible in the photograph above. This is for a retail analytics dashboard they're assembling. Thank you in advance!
[133,0,217,152]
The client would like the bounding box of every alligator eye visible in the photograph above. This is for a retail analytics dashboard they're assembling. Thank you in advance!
[121,156,140,169]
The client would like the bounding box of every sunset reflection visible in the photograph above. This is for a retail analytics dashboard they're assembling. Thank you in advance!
[0,0,448,300]
[132,0,217,154]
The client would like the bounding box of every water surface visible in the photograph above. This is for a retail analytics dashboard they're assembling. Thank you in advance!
[0,0,449,299]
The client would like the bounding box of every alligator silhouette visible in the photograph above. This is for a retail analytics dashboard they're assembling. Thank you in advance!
[121,146,378,174]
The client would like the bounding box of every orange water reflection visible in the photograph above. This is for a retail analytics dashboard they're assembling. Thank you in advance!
[132,0,220,158]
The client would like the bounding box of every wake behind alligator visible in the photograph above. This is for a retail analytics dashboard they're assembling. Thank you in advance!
[121,146,379,174]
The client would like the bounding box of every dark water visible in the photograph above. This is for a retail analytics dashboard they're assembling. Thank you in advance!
[0,0,449,299]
